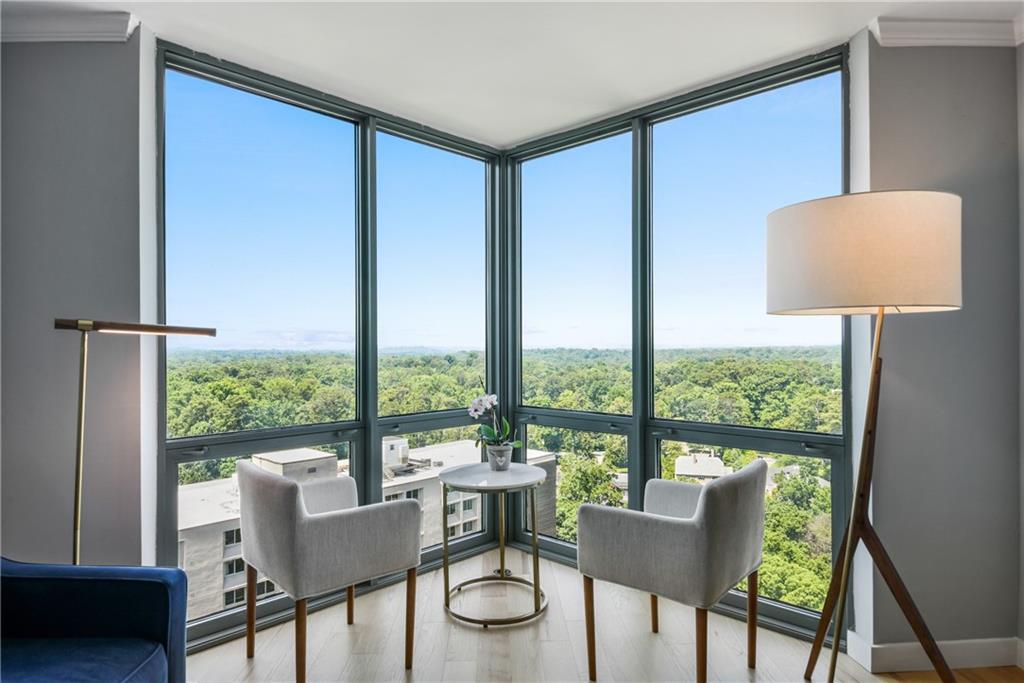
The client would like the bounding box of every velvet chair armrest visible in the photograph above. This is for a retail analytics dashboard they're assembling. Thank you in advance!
[1,557,187,683]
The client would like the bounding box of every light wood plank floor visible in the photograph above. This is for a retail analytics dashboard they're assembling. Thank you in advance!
[187,548,1023,683]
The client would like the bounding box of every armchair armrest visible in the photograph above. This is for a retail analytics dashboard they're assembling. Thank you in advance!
[1,557,186,683]
[644,478,704,519]
[300,474,359,514]
[293,499,421,598]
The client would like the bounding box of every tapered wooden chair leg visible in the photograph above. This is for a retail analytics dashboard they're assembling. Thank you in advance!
[650,594,659,633]
[295,598,307,683]
[747,570,758,669]
[347,585,355,625]
[583,575,596,681]
[405,568,416,670]
[696,608,708,683]
[245,564,256,658]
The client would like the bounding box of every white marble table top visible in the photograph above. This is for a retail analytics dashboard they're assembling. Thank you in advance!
[439,462,546,492]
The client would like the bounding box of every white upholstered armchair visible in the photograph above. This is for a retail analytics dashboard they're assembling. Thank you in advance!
[577,459,768,683]
[237,461,422,682]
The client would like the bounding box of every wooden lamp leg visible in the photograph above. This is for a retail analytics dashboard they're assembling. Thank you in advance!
[650,595,659,633]
[347,585,354,625]
[804,526,853,679]
[806,308,954,683]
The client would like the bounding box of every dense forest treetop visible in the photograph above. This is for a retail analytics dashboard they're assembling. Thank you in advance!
[166,346,840,439]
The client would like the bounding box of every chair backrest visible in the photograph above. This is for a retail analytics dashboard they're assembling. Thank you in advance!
[237,461,301,591]
[700,459,769,580]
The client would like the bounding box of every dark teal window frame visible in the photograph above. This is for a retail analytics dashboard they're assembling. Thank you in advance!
[156,39,850,648]
[504,46,851,642]
[155,41,503,648]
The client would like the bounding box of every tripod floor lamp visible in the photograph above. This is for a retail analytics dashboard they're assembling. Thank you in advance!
[765,191,962,683]
[54,318,216,565]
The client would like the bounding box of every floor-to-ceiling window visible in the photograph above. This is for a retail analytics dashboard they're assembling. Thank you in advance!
[163,66,359,624]
[518,133,634,545]
[160,51,497,639]
[510,62,846,629]
[161,43,846,640]
[650,71,844,614]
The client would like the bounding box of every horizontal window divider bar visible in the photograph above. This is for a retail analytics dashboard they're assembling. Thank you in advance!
[376,409,478,433]
[166,424,362,462]
[159,41,500,158]
[515,406,633,432]
[510,45,843,158]
[648,421,843,458]
[648,418,843,445]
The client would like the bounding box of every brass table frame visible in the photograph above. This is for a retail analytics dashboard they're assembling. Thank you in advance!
[441,481,547,627]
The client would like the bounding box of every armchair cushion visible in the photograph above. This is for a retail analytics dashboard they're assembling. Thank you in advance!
[644,478,703,519]
[300,475,358,515]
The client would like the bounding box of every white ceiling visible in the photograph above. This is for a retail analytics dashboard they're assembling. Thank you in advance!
[8,2,1024,148]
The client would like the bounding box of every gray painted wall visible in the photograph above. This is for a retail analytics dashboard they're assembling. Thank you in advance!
[866,39,1020,644]
[1,35,145,564]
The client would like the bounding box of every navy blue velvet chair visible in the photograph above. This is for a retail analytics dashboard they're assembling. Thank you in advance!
[1,557,187,683]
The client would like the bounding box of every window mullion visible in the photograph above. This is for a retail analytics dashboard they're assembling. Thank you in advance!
[359,116,380,506]
[631,117,653,510]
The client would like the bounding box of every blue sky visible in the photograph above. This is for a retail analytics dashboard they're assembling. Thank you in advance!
[166,69,840,352]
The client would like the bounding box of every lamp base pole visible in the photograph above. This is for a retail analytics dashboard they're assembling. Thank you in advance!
[804,308,954,683]
[72,329,89,565]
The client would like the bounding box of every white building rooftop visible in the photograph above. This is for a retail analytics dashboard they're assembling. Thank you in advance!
[675,451,734,480]
[178,440,553,531]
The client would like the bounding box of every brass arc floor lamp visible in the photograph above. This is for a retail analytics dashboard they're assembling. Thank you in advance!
[765,191,962,683]
[54,318,216,565]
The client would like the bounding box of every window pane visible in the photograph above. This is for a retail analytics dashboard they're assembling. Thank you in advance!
[381,427,485,548]
[376,133,486,416]
[525,426,628,543]
[521,134,632,415]
[652,73,843,433]
[165,69,357,438]
[177,442,349,621]
[659,441,832,612]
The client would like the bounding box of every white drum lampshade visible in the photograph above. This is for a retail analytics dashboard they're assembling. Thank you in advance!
[766,190,962,315]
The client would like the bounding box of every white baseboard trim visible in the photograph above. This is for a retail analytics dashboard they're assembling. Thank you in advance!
[845,629,1021,673]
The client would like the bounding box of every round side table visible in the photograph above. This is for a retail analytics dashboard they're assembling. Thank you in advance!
[439,462,548,627]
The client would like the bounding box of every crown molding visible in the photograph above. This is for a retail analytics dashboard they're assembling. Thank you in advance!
[870,17,1020,48]
[1,9,136,43]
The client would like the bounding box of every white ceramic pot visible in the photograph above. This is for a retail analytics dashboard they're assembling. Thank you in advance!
[486,445,512,471]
